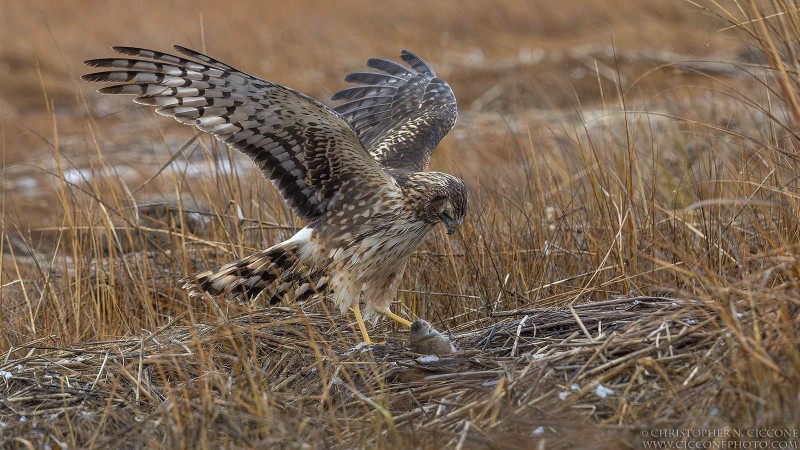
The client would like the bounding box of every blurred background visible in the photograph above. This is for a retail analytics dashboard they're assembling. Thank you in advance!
[1,0,738,225]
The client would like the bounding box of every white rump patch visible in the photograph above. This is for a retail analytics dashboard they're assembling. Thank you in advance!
[286,227,313,245]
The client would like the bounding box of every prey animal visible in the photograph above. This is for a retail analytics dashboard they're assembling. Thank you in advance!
[409,319,457,355]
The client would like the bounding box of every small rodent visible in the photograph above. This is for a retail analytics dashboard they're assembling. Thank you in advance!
[409,319,456,355]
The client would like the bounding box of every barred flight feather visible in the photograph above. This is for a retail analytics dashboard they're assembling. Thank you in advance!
[83,46,467,328]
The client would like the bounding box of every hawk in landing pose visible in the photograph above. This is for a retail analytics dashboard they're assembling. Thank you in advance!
[83,46,466,343]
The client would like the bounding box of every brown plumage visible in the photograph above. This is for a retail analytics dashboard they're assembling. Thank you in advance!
[82,46,467,343]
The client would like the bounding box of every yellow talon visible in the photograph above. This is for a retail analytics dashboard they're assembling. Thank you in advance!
[385,311,413,328]
[351,303,373,345]
[351,305,413,344]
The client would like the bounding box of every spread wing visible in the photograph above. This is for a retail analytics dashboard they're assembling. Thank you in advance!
[82,46,393,222]
[332,50,457,172]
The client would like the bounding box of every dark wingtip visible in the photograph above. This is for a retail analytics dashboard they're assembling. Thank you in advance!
[172,45,199,59]
[172,45,199,60]
[80,72,106,82]
[343,72,364,83]
[82,58,114,68]
[400,49,435,75]
[399,49,417,60]
[111,46,142,56]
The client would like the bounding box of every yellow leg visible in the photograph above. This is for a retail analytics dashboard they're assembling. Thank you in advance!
[351,303,373,345]
[385,310,413,328]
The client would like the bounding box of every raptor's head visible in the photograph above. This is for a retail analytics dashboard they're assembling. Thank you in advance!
[404,172,467,235]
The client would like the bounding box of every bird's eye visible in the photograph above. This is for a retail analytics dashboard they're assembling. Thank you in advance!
[441,209,453,221]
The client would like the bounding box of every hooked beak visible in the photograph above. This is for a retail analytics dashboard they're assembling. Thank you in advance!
[440,214,462,235]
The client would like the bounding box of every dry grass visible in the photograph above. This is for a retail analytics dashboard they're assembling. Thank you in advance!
[2,0,800,448]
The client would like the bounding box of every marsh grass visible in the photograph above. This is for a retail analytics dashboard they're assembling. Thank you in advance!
[2,0,799,448]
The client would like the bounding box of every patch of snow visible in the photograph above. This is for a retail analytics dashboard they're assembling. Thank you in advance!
[343,341,371,356]
[15,177,39,192]
[61,166,138,185]
[595,384,614,398]
[418,355,440,363]
[167,158,247,178]
[186,212,211,226]
[63,168,89,184]
[570,66,586,79]
[482,379,500,388]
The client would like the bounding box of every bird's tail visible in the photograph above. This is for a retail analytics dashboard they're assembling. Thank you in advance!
[182,242,326,304]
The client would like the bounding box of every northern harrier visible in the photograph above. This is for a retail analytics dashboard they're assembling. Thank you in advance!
[82,46,467,343]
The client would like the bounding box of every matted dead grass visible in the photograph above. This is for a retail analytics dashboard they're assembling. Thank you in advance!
[2,295,728,448]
